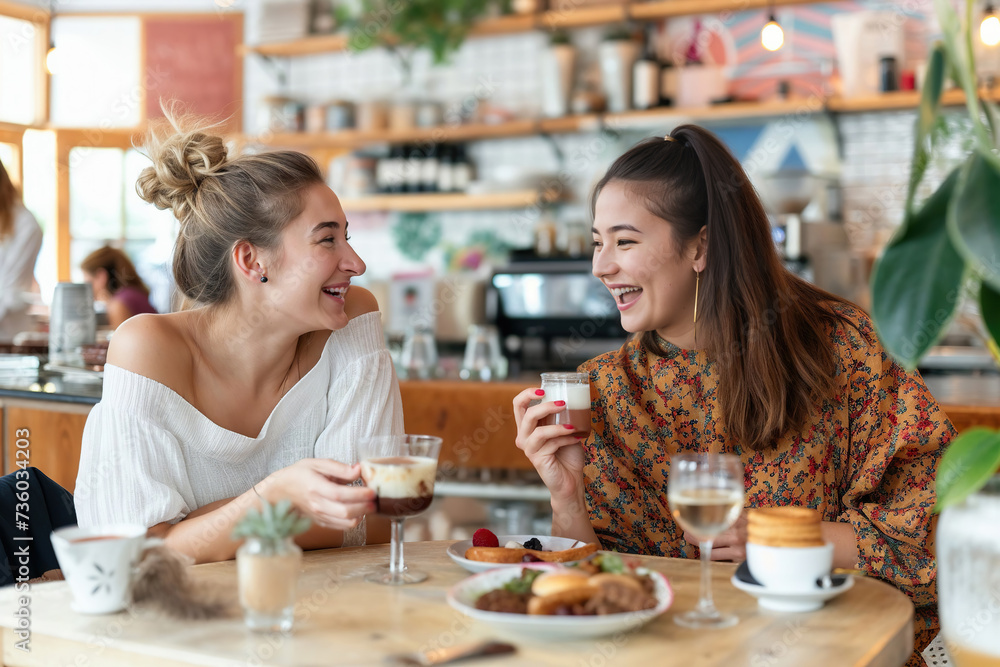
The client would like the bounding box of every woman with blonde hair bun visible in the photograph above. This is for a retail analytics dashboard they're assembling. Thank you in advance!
[80,245,157,328]
[75,112,403,563]
[0,158,43,344]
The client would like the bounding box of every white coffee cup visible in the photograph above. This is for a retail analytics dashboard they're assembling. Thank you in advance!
[51,524,163,614]
[746,541,834,593]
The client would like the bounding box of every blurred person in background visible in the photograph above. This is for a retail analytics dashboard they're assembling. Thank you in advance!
[81,245,158,328]
[0,158,43,344]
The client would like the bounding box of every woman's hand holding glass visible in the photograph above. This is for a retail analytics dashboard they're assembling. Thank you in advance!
[686,510,749,563]
[513,388,587,504]
[262,459,375,530]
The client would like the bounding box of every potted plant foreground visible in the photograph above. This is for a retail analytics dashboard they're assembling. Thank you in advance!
[233,499,311,633]
[870,0,1000,662]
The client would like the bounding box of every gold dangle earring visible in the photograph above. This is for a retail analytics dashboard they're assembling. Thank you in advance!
[693,270,700,348]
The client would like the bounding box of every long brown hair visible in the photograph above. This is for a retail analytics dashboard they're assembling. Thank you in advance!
[592,125,854,451]
[0,157,19,242]
[81,246,151,297]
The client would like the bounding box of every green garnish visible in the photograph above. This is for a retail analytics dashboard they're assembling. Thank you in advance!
[595,553,626,574]
[503,569,543,594]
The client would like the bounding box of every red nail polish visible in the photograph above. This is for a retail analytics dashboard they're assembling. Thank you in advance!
[535,389,545,396]
[555,400,566,407]
[564,424,575,430]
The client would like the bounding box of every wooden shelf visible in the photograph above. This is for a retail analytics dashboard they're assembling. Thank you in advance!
[539,5,627,30]
[824,89,991,112]
[240,12,532,57]
[469,13,536,36]
[538,114,603,134]
[261,119,539,150]
[606,98,821,128]
[339,190,557,212]
[630,0,828,20]
[250,91,1000,152]
[252,100,816,150]
[240,0,835,58]
[239,33,348,57]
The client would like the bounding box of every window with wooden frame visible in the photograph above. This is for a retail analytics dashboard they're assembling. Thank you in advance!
[0,0,48,127]
[46,11,243,286]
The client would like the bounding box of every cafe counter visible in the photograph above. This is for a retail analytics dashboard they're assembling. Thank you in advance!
[3,371,1000,495]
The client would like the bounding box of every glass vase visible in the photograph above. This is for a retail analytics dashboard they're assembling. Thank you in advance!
[237,536,301,632]
[938,475,1000,665]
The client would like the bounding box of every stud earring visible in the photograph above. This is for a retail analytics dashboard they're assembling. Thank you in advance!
[259,274,268,283]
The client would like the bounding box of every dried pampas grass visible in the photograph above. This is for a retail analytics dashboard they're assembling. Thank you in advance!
[132,546,232,620]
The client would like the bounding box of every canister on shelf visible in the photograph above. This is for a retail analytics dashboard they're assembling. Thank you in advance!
[355,100,388,131]
[416,101,443,128]
[258,96,303,133]
[305,103,326,133]
[389,101,417,131]
[325,101,355,130]
[879,56,899,92]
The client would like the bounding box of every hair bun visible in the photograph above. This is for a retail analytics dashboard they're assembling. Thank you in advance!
[136,125,228,221]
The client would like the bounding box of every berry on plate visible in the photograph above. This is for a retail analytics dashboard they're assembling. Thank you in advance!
[473,528,500,548]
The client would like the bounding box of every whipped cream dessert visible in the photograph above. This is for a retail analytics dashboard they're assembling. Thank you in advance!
[361,456,437,517]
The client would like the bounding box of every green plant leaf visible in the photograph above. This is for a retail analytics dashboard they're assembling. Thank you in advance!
[233,497,311,541]
[948,152,1000,291]
[344,0,492,67]
[905,42,947,218]
[871,168,966,370]
[982,280,1000,346]
[935,427,1000,512]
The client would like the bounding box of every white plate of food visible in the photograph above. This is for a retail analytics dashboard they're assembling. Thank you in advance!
[447,532,598,574]
[446,557,673,640]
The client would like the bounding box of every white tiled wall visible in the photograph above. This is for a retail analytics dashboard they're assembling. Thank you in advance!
[836,107,972,250]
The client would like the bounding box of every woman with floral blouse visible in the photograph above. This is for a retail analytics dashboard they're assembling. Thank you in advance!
[514,125,950,665]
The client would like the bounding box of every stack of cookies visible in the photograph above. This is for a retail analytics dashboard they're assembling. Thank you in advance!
[747,507,824,547]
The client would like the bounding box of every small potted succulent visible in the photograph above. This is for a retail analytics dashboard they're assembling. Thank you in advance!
[233,499,311,633]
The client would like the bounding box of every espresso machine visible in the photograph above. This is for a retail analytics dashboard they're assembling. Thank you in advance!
[488,259,627,373]
[756,169,827,267]
[756,170,867,305]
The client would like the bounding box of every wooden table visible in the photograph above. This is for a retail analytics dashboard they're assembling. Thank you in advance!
[0,541,914,666]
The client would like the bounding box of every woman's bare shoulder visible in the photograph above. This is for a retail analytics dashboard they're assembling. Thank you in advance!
[344,286,380,320]
[106,312,194,389]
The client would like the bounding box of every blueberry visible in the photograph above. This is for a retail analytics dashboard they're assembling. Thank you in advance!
[523,538,543,551]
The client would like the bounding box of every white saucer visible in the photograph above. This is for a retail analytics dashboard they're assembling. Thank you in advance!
[730,562,854,612]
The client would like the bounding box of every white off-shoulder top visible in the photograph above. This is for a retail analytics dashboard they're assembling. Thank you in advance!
[74,311,404,542]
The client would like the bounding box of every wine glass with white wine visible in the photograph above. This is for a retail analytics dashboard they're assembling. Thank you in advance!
[668,452,745,629]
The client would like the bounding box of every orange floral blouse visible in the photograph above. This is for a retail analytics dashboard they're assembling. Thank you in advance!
[578,303,951,656]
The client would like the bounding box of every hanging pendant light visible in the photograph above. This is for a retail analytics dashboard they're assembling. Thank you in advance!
[45,1,59,74]
[45,42,59,74]
[761,13,784,52]
[982,3,1000,47]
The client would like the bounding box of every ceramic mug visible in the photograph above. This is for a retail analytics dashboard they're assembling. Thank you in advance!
[51,524,163,614]
[746,541,834,593]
